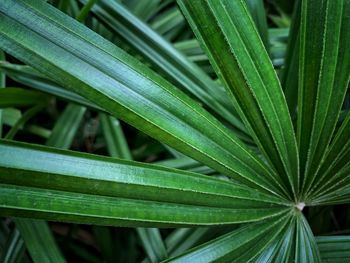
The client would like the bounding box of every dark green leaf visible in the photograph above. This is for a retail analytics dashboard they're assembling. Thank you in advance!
[46,104,86,149]
[297,0,350,197]
[15,219,66,263]
[81,0,246,132]
[178,0,299,198]
[0,88,49,108]
[0,184,288,228]
[0,139,288,211]
[165,213,291,262]
[0,0,284,197]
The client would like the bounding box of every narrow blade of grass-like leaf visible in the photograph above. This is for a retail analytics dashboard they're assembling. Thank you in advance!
[0,227,25,263]
[150,6,184,39]
[155,157,215,175]
[100,113,131,159]
[2,108,51,139]
[4,105,44,140]
[165,228,216,258]
[15,219,65,263]
[137,228,167,263]
[46,104,86,148]
[124,0,161,22]
[76,0,98,22]
[0,64,98,110]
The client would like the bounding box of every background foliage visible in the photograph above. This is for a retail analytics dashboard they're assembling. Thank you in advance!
[0,0,350,262]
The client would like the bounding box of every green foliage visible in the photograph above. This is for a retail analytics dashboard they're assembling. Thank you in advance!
[0,0,349,262]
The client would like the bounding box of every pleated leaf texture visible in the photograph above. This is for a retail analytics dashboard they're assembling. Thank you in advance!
[0,0,350,262]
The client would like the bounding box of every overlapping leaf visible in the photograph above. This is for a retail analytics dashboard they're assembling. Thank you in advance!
[297,0,350,197]
[0,0,285,197]
[178,0,299,199]
[80,0,245,132]
[165,213,291,262]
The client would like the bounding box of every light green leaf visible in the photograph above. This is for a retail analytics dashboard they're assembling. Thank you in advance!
[150,6,184,39]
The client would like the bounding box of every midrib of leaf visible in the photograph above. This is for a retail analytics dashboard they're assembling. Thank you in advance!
[0,0,285,197]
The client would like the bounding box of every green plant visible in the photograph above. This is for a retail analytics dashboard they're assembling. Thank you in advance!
[0,0,350,262]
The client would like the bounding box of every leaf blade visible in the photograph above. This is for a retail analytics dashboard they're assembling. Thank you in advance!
[0,0,285,197]
[177,0,299,198]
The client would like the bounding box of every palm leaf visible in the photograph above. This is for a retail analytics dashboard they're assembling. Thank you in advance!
[0,0,284,196]
[177,0,299,199]
[297,0,350,197]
